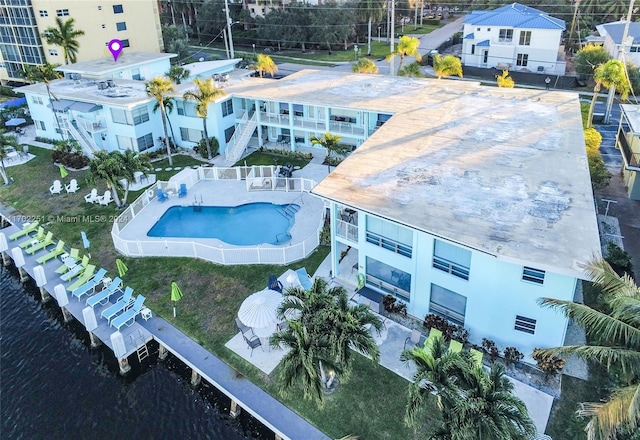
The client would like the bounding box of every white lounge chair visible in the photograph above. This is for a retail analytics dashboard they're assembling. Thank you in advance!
[65,179,79,193]
[84,188,98,203]
[97,190,112,205]
[49,180,62,195]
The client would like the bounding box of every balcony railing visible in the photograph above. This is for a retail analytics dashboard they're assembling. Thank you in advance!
[336,219,358,242]
[432,256,470,280]
[617,129,640,170]
[365,274,410,301]
[365,231,412,258]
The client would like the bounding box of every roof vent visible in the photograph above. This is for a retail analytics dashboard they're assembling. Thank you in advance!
[98,81,108,90]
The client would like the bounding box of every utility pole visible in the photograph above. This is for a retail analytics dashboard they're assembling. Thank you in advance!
[414,0,418,31]
[390,0,395,76]
[568,0,580,51]
[387,1,391,43]
[604,0,635,124]
[224,0,235,59]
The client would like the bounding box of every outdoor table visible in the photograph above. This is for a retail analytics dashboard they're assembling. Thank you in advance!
[253,322,278,350]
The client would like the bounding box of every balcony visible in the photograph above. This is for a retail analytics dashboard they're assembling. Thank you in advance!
[336,219,358,242]
[365,231,412,258]
[617,128,640,170]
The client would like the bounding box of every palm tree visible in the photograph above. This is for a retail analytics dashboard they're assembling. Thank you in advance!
[352,58,378,74]
[496,70,515,88]
[165,65,190,84]
[42,17,85,64]
[23,64,64,139]
[86,151,125,208]
[274,278,382,403]
[537,259,640,440]
[183,77,226,159]
[402,338,535,439]
[120,150,152,206]
[0,129,19,185]
[152,95,177,149]
[310,132,350,171]
[146,77,176,166]
[398,62,424,78]
[356,0,385,56]
[387,35,421,71]
[433,54,463,79]
[586,59,630,129]
[252,54,278,78]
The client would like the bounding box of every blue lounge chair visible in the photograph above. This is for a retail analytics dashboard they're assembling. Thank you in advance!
[101,289,134,324]
[8,220,40,241]
[25,231,54,255]
[178,183,187,198]
[295,267,313,290]
[36,240,65,264]
[71,268,107,299]
[267,274,283,293]
[18,226,45,248]
[157,188,168,202]
[65,264,96,292]
[87,279,126,308]
[111,295,146,330]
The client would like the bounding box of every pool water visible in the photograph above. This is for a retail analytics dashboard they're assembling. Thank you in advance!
[147,203,299,246]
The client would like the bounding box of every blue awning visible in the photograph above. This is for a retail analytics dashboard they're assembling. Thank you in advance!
[477,40,490,47]
[464,33,475,39]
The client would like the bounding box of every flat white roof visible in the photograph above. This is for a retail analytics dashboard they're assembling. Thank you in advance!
[228,70,600,279]
[57,51,176,76]
[621,104,640,133]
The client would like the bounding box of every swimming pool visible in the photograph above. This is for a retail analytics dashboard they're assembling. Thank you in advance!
[147,203,299,246]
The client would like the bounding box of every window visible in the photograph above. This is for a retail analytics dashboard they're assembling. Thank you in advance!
[35,120,45,130]
[56,9,69,17]
[498,29,513,42]
[224,126,235,143]
[177,101,197,117]
[121,39,130,48]
[116,135,134,150]
[131,68,141,80]
[221,99,233,117]
[39,10,48,17]
[514,315,536,334]
[471,44,475,55]
[429,284,466,326]
[519,31,531,46]
[98,5,102,10]
[522,266,545,284]
[113,4,124,13]
[180,127,203,143]
[137,133,154,152]
[366,215,413,257]
[631,47,639,53]
[48,49,58,56]
[516,54,529,66]
[433,240,471,280]
[476,27,480,31]
[116,22,127,31]
[132,107,149,125]
[483,50,488,63]
[32,96,43,105]
[365,257,411,300]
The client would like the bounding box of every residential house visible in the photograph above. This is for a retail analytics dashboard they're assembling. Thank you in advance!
[596,21,640,66]
[0,0,163,84]
[461,2,566,74]
[617,104,640,200]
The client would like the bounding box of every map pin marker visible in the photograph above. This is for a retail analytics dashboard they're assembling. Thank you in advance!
[108,39,123,62]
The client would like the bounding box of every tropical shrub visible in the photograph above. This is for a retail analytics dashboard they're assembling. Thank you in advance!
[423,313,466,342]
[503,346,524,366]
[195,137,219,159]
[583,127,611,189]
[532,349,565,376]
[51,139,88,168]
[481,338,500,361]
[382,294,407,315]
[605,242,633,277]
[584,127,603,151]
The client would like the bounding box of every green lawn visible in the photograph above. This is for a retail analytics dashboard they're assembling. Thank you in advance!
[0,144,434,439]
[235,150,311,169]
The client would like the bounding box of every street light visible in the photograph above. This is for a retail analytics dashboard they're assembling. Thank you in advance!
[252,43,255,54]
[378,26,381,40]
[354,44,359,61]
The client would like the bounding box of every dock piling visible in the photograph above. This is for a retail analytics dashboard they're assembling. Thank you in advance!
[0,233,10,266]
[11,247,29,282]
[230,400,242,418]
[110,331,131,375]
[82,307,101,348]
[158,344,169,360]
[190,369,202,387]
[53,284,74,322]
[34,265,51,303]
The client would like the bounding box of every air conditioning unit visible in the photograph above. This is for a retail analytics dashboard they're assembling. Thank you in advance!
[98,82,108,90]
[106,79,115,88]
[71,73,81,80]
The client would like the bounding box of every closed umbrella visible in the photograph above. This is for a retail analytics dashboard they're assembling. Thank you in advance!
[5,118,26,127]
[80,231,90,258]
[116,258,128,277]
[59,164,68,178]
[171,281,183,317]
[237,288,282,329]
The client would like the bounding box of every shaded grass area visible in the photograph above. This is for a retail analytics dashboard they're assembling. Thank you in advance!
[235,150,311,169]
[0,145,435,439]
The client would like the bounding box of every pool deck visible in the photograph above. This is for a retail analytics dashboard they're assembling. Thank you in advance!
[117,174,326,251]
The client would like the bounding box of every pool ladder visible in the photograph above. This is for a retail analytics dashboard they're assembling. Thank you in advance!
[192,194,203,212]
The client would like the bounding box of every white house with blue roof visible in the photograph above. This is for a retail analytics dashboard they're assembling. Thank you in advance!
[461,3,566,75]
[596,21,640,66]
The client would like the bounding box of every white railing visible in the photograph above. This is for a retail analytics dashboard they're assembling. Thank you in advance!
[63,117,99,156]
[336,219,358,242]
[245,165,317,193]
[111,165,321,265]
[225,111,257,163]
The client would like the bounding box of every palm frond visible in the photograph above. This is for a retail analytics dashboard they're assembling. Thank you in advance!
[580,384,640,440]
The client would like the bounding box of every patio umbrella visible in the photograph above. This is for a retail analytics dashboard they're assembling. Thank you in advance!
[59,164,68,178]
[5,118,26,127]
[171,281,183,317]
[116,258,128,277]
[237,288,282,329]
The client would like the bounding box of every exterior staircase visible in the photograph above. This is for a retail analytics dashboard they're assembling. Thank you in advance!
[62,118,99,158]
[224,111,257,164]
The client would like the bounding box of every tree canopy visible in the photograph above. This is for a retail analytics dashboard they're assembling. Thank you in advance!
[42,17,85,64]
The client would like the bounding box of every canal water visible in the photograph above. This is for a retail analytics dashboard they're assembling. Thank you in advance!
[0,266,269,439]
